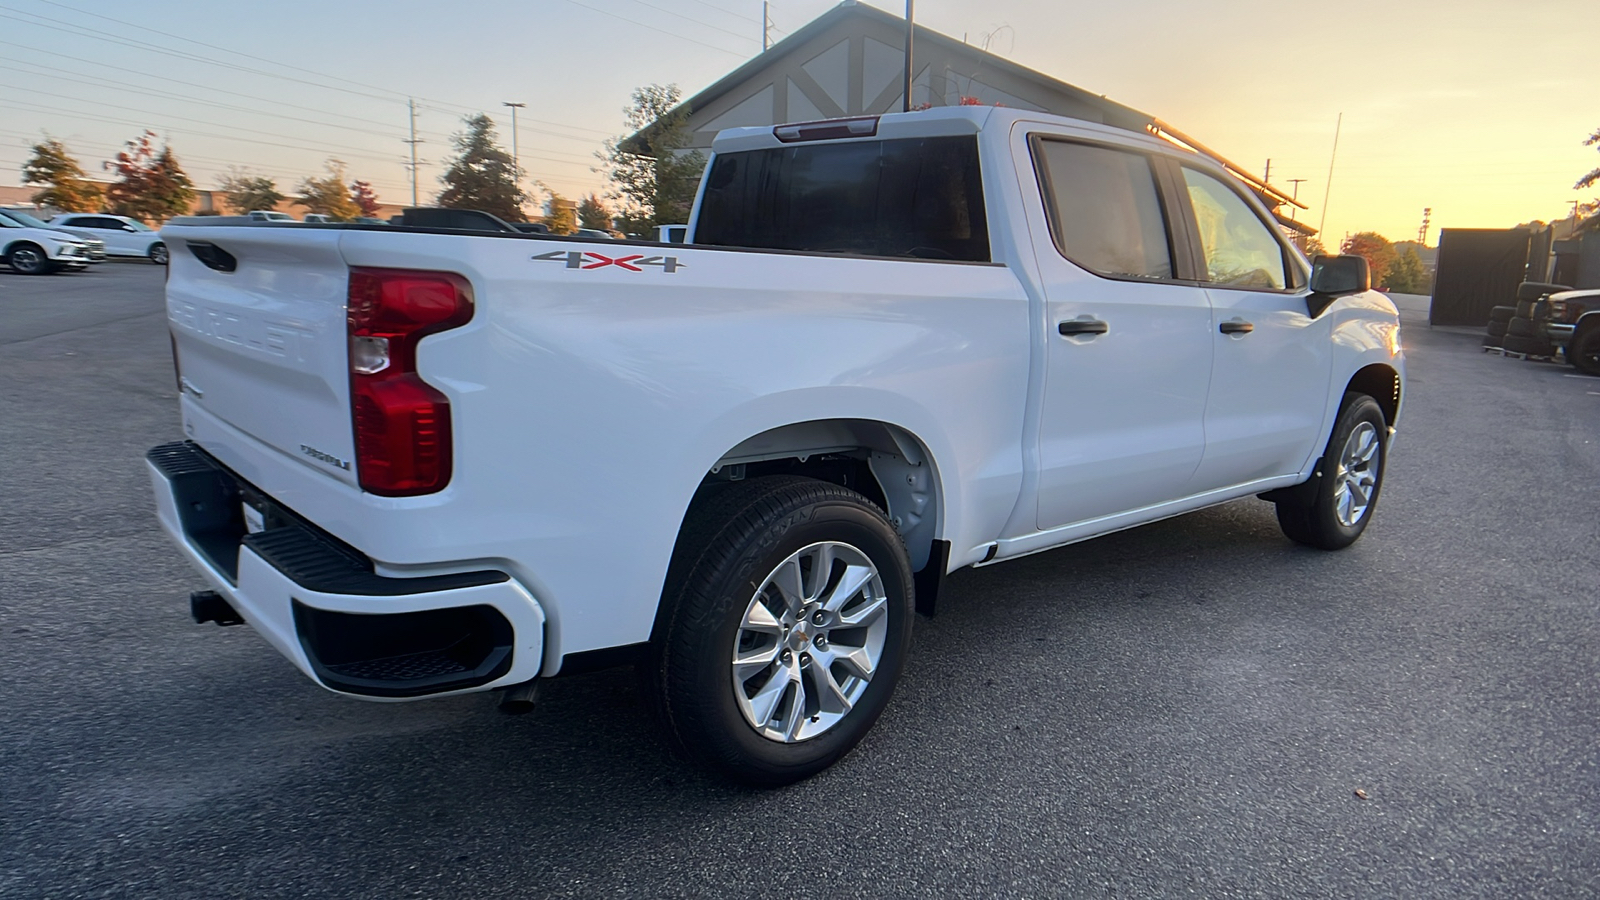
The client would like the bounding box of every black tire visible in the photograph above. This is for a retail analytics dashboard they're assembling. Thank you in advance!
[6,242,52,275]
[1565,324,1600,376]
[148,242,168,265]
[1482,334,1503,348]
[1516,281,1571,302]
[1515,299,1536,319]
[645,476,914,786]
[1489,305,1515,323]
[1274,393,1387,551]
[1503,334,1555,357]
[1507,316,1539,338]
[1486,319,1508,338]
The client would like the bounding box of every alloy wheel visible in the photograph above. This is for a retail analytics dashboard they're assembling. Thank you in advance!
[10,246,44,273]
[731,541,889,743]
[1333,422,1381,527]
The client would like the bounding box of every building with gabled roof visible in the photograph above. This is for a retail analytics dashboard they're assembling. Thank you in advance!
[645,0,1310,234]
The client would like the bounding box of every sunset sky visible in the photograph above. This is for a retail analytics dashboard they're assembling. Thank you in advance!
[1,0,1592,244]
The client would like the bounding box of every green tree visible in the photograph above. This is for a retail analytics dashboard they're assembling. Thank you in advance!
[1386,247,1429,294]
[544,191,578,235]
[104,131,195,223]
[1576,126,1600,222]
[437,114,526,222]
[21,137,102,212]
[297,159,361,220]
[1340,232,1399,289]
[600,84,706,233]
[218,167,286,214]
[577,193,611,230]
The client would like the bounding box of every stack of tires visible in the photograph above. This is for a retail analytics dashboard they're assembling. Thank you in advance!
[1495,282,1569,358]
[1483,305,1513,350]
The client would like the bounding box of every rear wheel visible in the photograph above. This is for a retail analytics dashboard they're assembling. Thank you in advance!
[148,242,168,265]
[6,243,51,275]
[646,477,914,786]
[1274,393,1387,550]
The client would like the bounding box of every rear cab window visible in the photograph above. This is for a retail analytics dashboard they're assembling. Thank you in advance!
[1031,138,1176,280]
[694,135,989,262]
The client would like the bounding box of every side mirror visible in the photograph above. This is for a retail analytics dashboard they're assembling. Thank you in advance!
[123,225,138,232]
[1307,255,1370,316]
[1310,255,1369,295]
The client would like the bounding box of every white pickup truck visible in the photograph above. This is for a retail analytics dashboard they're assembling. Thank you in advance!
[150,106,1404,785]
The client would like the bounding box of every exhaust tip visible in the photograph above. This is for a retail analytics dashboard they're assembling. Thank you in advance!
[191,591,244,626]
[498,679,541,715]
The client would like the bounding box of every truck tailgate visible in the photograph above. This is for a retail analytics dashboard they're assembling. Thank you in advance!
[165,226,358,487]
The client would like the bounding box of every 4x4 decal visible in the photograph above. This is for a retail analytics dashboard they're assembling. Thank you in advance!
[532,250,684,273]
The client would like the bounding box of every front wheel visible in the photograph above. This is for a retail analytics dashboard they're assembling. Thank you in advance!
[148,242,168,265]
[1274,392,1388,550]
[6,243,52,275]
[1569,324,1600,376]
[646,477,914,786]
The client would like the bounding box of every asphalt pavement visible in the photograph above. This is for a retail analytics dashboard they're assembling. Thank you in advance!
[1,267,1596,899]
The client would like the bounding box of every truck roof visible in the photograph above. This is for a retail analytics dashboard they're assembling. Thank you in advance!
[708,105,1183,158]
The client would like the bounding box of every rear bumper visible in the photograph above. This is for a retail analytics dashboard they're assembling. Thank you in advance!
[147,441,546,699]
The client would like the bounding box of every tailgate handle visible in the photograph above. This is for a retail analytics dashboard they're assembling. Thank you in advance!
[186,241,237,273]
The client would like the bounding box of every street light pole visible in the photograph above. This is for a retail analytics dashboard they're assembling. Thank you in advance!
[502,101,526,188]
[902,0,914,112]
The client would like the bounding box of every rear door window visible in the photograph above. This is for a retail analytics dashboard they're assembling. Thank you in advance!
[1032,139,1175,281]
[695,135,989,262]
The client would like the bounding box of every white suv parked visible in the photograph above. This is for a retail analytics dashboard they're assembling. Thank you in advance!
[0,212,91,274]
[48,213,167,264]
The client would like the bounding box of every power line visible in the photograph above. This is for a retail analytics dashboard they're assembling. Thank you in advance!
[0,98,398,165]
[0,62,405,141]
[554,0,750,58]
[0,8,400,104]
[616,0,761,44]
[0,86,406,164]
[0,92,603,175]
[683,0,762,24]
[0,39,405,133]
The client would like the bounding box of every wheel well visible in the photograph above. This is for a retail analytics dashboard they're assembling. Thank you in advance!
[1347,364,1400,426]
[702,419,941,573]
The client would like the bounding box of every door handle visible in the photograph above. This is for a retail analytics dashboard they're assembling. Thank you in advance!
[1219,320,1254,335]
[1058,319,1109,336]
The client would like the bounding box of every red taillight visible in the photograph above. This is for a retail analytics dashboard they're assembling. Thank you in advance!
[347,267,473,496]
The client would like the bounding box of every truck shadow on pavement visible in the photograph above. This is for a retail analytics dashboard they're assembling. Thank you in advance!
[39,497,1380,895]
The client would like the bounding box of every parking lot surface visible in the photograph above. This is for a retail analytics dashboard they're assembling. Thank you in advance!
[2,267,1597,898]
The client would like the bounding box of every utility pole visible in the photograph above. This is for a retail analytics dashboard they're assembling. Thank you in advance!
[1317,112,1342,239]
[1287,178,1307,220]
[762,1,771,51]
[1418,207,1432,246]
[502,101,526,190]
[1263,158,1271,185]
[902,0,915,112]
[403,98,425,207]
